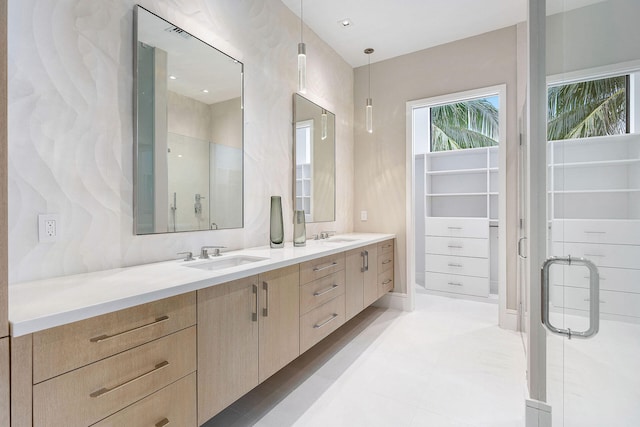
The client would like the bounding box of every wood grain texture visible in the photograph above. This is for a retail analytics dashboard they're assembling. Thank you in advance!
[0,338,9,427]
[33,292,196,383]
[299,252,345,284]
[33,326,196,427]
[93,373,197,427]
[197,276,259,424]
[258,264,300,383]
[362,244,379,307]
[300,294,345,353]
[345,248,365,320]
[300,270,345,315]
[10,334,32,427]
[0,0,8,338]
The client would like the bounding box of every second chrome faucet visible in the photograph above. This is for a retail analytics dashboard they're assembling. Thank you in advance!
[200,245,226,258]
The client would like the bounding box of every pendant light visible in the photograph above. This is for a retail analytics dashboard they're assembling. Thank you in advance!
[364,48,374,133]
[321,109,328,140]
[297,0,306,93]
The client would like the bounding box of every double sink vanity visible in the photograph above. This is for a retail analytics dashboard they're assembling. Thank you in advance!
[9,234,395,426]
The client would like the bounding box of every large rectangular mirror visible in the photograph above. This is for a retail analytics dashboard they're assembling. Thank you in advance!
[293,94,335,223]
[134,6,243,234]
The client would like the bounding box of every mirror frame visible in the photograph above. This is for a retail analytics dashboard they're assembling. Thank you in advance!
[133,5,244,235]
[292,94,336,223]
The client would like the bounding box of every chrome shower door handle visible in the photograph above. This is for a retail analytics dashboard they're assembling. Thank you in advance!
[541,256,599,339]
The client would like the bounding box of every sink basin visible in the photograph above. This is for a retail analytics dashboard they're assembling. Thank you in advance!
[324,237,359,243]
[184,255,268,271]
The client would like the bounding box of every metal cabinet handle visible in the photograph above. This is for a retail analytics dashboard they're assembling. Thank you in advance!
[447,245,463,249]
[364,250,369,272]
[584,253,604,257]
[448,282,463,286]
[313,313,338,329]
[313,262,338,272]
[262,282,269,317]
[90,316,169,343]
[90,361,169,398]
[382,279,392,285]
[382,259,392,265]
[447,226,463,230]
[313,284,339,297]
[360,251,366,273]
[383,243,393,248]
[447,263,463,268]
[518,237,528,259]
[156,418,170,427]
[541,256,599,339]
[252,284,258,322]
[584,231,606,234]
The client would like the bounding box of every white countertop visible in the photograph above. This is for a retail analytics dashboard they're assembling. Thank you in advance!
[9,233,394,337]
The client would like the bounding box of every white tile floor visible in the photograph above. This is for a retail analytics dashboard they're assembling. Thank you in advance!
[203,290,527,426]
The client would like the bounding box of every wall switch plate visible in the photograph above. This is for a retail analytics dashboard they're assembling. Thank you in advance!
[360,210,368,221]
[38,214,60,242]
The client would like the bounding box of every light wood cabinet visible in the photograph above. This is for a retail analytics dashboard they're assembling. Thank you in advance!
[258,265,300,382]
[0,338,9,427]
[300,294,345,353]
[93,372,197,427]
[197,276,260,424]
[362,244,379,307]
[346,244,379,319]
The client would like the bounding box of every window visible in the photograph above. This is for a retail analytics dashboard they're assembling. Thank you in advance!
[547,74,630,140]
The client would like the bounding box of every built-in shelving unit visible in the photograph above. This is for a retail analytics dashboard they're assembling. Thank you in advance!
[548,133,640,321]
[423,146,499,298]
[295,163,312,221]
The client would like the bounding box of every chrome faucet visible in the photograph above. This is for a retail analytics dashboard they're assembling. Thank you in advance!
[200,245,226,259]
[320,231,336,239]
[177,251,195,261]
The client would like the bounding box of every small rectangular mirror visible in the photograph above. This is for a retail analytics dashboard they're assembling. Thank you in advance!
[293,94,336,223]
[134,6,244,234]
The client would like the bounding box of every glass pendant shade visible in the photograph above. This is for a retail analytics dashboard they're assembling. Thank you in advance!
[298,42,306,93]
[366,98,373,134]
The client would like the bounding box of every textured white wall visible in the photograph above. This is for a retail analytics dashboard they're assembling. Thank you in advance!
[8,0,354,283]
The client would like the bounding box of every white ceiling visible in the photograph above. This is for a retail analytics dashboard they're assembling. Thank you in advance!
[280,0,604,68]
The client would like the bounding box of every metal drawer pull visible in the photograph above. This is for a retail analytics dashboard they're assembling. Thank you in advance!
[382,279,392,285]
[383,244,393,248]
[447,263,463,267]
[584,231,606,234]
[447,226,463,230]
[156,418,170,427]
[448,282,463,286]
[313,284,339,296]
[90,361,169,398]
[252,284,258,322]
[447,245,463,249]
[90,316,169,343]
[584,253,604,257]
[313,262,338,272]
[313,313,339,329]
[382,259,392,265]
[263,282,269,317]
[584,298,606,303]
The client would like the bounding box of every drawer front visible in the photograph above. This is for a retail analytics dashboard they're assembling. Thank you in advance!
[300,270,345,315]
[33,292,196,384]
[425,272,489,297]
[426,217,489,239]
[551,242,640,269]
[425,253,488,278]
[549,265,640,293]
[93,373,197,427]
[552,220,640,245]
[377,252,394,274]
[425,236,488,258]
[33,327,196,427]
[378,269,394,295]
[300,294,345,353]
[551,286,640,318]
[300,253,345,284]
[378,239,394,255]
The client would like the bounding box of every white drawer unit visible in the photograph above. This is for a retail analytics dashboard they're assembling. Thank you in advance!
[425,217,489,239]
[551,219,640,245]
[551,285,640,318]
[551,242,640,270]
[549,265,640,294]
[425,253,488,278]
[425,272,489,297]
[425,236,489,259]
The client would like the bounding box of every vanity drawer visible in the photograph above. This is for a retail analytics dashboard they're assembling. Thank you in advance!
[551,242,640,270]
[425,254,488,278]
[551,219,640,245]
[549,265,640,293]
[378,239,394,255]
[377,251,394,274]
[426,217,489,239]
[33,326,196,427]
[300,270,345,315]
[425,272,489,297]
[425,236,489,259]
[300,253,345,284]
[300,294,345,353]
[551,286,640,318]
[93,373,197,427]
[33,292,196,384]
[378,268,394,295]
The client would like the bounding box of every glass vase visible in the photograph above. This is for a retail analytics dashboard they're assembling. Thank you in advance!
[270,196,284,248]
[293,210,306,247]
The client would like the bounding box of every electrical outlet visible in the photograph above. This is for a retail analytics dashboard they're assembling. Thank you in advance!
[38,214,60,242]
[360,210,368,221]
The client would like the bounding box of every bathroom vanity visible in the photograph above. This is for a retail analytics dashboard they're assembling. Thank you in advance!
[8,234,394,426]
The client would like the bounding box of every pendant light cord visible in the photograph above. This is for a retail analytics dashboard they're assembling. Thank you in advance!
[368,55,371,98]
[300,0,304,43]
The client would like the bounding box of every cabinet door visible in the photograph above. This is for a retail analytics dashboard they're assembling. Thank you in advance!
[197,276,259,424]
[0,337,8,427]
[345,249,365,320]
[258,265,300,383]
[363,244,379,306]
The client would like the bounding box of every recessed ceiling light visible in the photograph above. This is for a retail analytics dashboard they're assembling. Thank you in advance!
[337,18,353,28]
[169,75,177,80]
[202,89,209,93]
